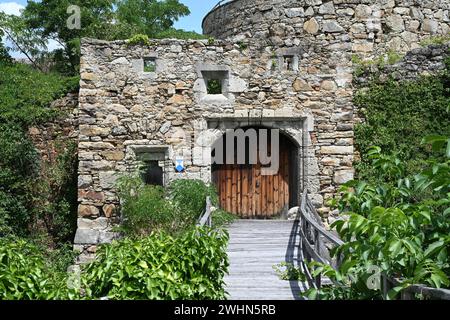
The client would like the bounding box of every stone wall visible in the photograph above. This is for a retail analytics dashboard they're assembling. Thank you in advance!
[356,42,449,84]
[75,36,357,260]
[28,92,79,162]
[75,0,449,260]
[203,0,450,56]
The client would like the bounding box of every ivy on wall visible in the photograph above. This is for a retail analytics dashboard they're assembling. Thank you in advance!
[354,55,450,180]
[0,60,79,246]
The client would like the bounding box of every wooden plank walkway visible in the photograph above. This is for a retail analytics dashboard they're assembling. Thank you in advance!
[224,220,308,300]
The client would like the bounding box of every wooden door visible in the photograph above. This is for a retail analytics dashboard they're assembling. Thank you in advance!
[212,138,291,218]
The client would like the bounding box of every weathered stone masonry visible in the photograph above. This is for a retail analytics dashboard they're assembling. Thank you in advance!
[75,0,449,261]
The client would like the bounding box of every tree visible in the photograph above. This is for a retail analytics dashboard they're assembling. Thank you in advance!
[0,12,44,69]
[23,0,117,74]
[115,0,190,38]
[22,0,194,75]
[0,32,12,64]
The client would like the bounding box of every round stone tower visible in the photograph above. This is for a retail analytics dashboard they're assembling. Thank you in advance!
[203,0,450,55]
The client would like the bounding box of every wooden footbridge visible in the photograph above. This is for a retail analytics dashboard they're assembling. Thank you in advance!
[199,191,450,301]
[224,219,305,300]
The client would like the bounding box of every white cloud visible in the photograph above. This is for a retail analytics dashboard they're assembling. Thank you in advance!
[0,2,25,16]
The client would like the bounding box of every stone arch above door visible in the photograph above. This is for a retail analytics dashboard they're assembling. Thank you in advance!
[191,109,321,211]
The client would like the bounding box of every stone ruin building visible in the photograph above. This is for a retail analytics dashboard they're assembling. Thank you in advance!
[74,0,450,261]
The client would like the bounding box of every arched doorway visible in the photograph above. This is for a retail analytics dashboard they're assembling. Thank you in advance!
[211,127,299,219]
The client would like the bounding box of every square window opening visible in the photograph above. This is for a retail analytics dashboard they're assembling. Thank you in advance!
[140,161,163,186]
[201,70,229,97]
[283,55,294,71]
[143,57,156,73]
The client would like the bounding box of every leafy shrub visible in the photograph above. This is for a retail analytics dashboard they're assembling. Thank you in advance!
[304,139,450,300]
[116,175,179,236]
[127,34,151,46]
[212,209,237,228]
[0,125,78,245]
[117,175,225,237]
[0,238,77,300]
[0,62,79,127]
[169,179,219,218]
[274,262,306,281]
[0,125,39,237]
[81,228,229,300]
[0,37,11,64]
[32,141,80,245]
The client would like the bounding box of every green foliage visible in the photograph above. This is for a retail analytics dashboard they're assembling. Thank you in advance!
[115,0,190,38]
[154,28,206,40]
[304,141,450,300]
[207,79,222,94]
[23,0,117,74]
[212,209,237,228]
[32,141,79,245]
[354,62,450,180]
[0,125,38,237]
[127,34,150,46]
[352,51,404,77]
[0,12,46,69]
[0,29,12,64]
[0,62,79,127]
[0,59,78,243]
[116,176,221,237]
[169,179,219,217]
[238,41,248,51]
[81,228,229,300]
[143,63,156,73]
[0,238,78,300]
[22,0,193,74]
[0,127,78,243]
[116,175,180,236]
[273,262,306,281]
[420,35,450,47]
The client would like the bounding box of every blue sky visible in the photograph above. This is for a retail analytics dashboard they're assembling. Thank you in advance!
[0,0,219,33]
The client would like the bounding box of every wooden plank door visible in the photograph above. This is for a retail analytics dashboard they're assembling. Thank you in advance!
[213,140,290,218]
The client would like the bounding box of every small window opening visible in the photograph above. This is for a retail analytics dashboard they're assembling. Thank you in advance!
[283,55,294,71]
[143,57,156,73]
[207,79,223,95]
[201,70,229,97]
[140,161,163,186]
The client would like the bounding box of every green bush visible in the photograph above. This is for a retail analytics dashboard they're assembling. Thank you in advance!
[169,179,219,218]
[117,175,225,237]
[0,60,79,243]
[0,125,39,237]
[127,34,151,46]
[81,228,229,300]
[212,209,237,228]
[0,238,78,300]
[116,175,179,236]
[304,139,450,300]
[0,62,79,127]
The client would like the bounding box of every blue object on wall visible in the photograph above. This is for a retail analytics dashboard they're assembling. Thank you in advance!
[175,158,185,172]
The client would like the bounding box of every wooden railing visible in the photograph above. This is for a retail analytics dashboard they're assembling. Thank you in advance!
[298,190,344,290]
[298,189,450,300]
[197,197,213,228]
